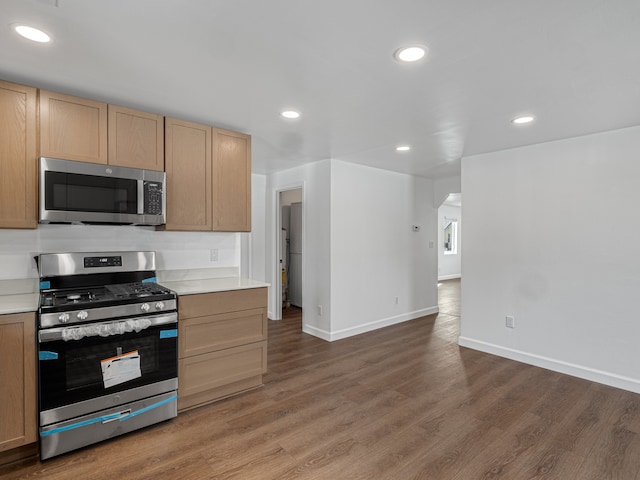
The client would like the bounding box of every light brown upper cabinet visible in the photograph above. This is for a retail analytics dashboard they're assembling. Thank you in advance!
[164,120,251,232]
[108,104,164,171]
[39,91,165,170]
[0,80,37,229]
[164,117,213,231]
[212,128,251,232]
[39,90,108,164]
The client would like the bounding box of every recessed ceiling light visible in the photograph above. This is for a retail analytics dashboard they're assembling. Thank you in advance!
[394,45,427,62]
[396,145,411,152]
[512,115,534,125]
[281,110,300,119]
[14,25,51,43]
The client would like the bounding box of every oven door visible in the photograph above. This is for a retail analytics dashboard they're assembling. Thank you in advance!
[38,313,177,423]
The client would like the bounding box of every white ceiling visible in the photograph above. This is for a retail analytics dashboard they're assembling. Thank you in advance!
[2,0,640,178]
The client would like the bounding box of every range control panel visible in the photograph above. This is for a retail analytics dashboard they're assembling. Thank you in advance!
[84,256,123,268]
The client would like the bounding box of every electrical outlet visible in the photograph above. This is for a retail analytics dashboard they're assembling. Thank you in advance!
[395,296,399,305]
[210,249,219,262]
[505,315,515,328]
[317,305,323,316]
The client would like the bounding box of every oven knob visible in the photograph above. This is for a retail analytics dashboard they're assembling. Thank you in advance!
[77,311,89,320]
[141,303,150,312]
[58,313,70,323]
[155,302,165,311]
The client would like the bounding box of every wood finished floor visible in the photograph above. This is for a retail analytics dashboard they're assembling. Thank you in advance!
[3,279,640,479]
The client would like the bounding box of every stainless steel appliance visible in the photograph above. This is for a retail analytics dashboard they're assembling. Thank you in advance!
[36,251,178,460]
[39,157,166,225]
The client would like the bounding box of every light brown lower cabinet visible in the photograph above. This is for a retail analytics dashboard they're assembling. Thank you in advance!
[0,312,36,459]
[178,287,267,412]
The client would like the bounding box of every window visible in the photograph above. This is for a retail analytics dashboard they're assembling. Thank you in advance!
[443,218,458,255]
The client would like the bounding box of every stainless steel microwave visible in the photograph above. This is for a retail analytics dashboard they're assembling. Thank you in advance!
[39,157,166,225]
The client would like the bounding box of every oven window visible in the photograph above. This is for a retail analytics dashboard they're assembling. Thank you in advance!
[45,171,137,214]
[66,336,159,390]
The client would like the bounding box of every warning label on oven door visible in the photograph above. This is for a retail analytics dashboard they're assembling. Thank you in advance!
[100,350,142,389]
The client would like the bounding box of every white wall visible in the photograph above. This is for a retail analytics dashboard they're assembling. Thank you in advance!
[266,160,331,331]
[438,204,462,280]
[460,124,640,394]
[329,160,438,340]
[242,173,267,281]
[280,188,303,207]
[433,175,461,208]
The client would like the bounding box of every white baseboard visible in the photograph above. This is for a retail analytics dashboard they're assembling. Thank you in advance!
[304,306,439,342]
[438,274,461,281]
[302,324,332,341]
[458,336,640,395]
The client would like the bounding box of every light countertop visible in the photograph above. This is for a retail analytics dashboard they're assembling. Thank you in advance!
[0,293,40,315]
[159,277,269,296]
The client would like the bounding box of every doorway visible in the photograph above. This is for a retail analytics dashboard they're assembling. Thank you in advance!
[437,193,462,282]
[277,187,303,321]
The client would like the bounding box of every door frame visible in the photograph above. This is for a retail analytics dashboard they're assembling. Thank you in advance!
[274,184,304,321]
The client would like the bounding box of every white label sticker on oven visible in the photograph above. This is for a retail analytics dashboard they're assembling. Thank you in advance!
[101,350,141,389]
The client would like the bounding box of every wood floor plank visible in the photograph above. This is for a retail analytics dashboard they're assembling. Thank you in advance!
[394,418,506,480]
[515,446,588,480]
[573,391,640,480]
[448,413,550,480]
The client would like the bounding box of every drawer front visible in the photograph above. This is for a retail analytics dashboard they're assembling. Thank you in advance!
[179,341,267,397]
[178,287,267,318]
[179,308,266,358]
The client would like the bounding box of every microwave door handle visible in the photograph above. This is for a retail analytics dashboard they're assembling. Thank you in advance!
[137,180,144,214]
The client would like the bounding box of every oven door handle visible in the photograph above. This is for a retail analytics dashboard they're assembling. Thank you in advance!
[38,313,177,343]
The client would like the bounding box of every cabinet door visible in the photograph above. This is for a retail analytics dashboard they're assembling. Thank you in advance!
[39,90,108,164]
[164,117,212,230]
[0,313,36,452]
[212,128,251,232]
[0,80,37,229]
[108,104,164,171]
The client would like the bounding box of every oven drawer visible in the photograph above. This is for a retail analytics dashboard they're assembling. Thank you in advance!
[40,390,177,460]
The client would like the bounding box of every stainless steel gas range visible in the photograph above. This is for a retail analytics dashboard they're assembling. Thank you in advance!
[36,251,178,460]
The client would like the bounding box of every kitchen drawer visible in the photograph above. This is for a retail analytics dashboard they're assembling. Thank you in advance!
[178,341,266,404]
[179,308,266,358]
[178,287,267,318]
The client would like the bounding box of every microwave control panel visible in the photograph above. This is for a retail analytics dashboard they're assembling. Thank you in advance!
[144,182,163,215]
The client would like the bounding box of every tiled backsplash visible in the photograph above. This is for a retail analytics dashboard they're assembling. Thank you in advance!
[0,224,241,281]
